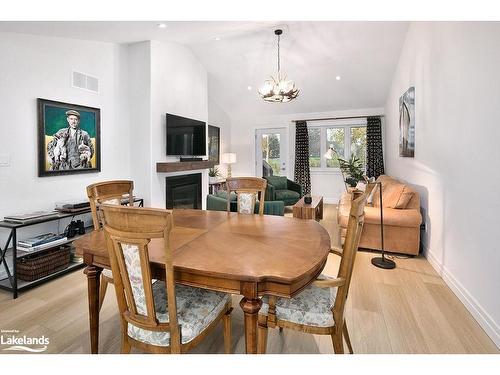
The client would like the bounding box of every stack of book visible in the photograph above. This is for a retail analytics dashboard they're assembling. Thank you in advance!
[17,233,67,253]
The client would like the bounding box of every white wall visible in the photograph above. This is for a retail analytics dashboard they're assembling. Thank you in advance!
[384,22,500,347]
[0,32,131,242]
[127,41,152,206]
[208,94,232,177]
[149,40,209,209]
[230,108,383,203]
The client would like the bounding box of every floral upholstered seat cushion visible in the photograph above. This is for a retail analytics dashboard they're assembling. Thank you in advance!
[260,274,338,328]
[237,192,257,215]
[127,280,231,346]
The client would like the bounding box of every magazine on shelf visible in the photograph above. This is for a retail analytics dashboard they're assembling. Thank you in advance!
[18,233,66,247]
[17,238,68,253]
[3,211,59,224]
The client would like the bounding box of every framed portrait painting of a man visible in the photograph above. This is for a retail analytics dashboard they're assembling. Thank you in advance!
[37,98,101,176]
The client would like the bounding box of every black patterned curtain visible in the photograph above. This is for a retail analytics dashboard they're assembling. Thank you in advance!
[366,116,385,178]
[294,121,311,195]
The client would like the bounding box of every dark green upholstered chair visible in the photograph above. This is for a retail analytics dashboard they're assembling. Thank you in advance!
[206,191,285,216]
[264,176,303,206]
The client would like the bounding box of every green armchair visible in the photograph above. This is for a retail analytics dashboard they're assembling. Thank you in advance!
[206,191,285,216]
[264,176,303,206]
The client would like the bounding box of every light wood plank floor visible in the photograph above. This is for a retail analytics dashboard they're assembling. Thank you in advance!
[0,205,497,354]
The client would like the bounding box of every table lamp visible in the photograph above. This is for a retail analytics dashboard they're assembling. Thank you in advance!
[324,145,348,192]
[221,153,236,178]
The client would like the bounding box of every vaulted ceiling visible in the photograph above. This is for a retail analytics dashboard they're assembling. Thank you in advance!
[0,21,409,118]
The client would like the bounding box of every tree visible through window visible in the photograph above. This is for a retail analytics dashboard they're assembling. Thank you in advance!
[307,123,367,170]
[308,128,321,167]
[261,133,281,175]
[350,127,367,168]
[326,128,345,168]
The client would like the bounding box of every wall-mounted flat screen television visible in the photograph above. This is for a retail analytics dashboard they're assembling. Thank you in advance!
[166,113,206,156]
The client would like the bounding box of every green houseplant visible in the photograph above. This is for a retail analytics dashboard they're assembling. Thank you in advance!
[338,154,364,187]
[208,166,220,183]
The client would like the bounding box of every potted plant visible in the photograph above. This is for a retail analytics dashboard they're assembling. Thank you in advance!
[338,155,365,187]
[208,166,220,184]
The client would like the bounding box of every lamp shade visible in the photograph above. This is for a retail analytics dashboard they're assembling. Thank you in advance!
[324,146,335,160]
[221,153,236,164]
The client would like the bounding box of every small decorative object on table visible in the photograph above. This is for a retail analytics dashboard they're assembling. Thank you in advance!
[304,194,312,204]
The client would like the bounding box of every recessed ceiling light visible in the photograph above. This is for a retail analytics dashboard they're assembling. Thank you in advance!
[214,37,221,41]
[247,86,252,91]
[158,23,167,29]
[336,76,341,80]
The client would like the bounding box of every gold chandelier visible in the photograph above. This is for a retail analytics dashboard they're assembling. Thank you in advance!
[259,29,299,103]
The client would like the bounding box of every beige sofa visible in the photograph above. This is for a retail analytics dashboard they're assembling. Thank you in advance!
[338,175,422,256]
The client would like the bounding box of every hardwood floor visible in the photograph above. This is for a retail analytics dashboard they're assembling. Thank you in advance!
[0,204,497,354]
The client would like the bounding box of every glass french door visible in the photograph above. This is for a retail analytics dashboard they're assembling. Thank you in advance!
[255,128,288,177]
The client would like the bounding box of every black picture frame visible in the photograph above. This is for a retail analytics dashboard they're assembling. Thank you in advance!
[208,125,220,164]
[37,98,101,177]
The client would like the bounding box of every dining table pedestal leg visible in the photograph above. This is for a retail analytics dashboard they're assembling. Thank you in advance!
[84,265,102,354]
[239,297,263,354]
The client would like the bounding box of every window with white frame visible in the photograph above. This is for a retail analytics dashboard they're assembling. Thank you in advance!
[308,119,367,170]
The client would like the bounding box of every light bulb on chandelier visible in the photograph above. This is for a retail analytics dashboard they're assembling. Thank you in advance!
[258,29,299,103]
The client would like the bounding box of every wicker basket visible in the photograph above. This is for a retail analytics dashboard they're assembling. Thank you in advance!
[17,246,71,282]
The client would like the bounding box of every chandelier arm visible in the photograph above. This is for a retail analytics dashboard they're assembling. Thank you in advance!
[277,33,280,75]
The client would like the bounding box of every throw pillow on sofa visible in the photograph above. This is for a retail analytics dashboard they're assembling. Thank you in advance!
[382,183,413,209]
[215,190,237,201]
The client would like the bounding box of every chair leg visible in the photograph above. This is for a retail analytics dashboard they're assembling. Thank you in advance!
[331,331,344,354]
[98,275,109,311]
[121,335,131,354]
[223,307,232,354]
[343,321,354,354]
[257,319,268,354]
[279,327,283,333]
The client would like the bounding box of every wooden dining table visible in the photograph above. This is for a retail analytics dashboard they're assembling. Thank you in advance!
[74,209,331,354]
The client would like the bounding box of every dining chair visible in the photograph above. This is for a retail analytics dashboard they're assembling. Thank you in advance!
[226,177,267,216]
[86,180,134,310]
[257,191,368,354]
[100,204,233,354]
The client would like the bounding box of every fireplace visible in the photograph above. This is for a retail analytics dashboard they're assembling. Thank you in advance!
[165,173,202,209]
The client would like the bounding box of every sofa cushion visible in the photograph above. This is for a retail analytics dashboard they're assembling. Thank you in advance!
[266,176,287,190]
[214,190,237,201]
[383,184,414,209]
[275,190,300,201]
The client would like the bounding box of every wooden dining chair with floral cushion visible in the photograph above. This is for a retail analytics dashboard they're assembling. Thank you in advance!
[257,191,368,354]
[86,180,134,310]
[226,177,267,216]
[100,204,233,354]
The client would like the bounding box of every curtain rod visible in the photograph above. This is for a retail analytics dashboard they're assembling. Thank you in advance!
[292,114,384,122]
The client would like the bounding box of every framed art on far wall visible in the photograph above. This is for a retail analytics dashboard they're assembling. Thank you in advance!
[399,86,415,157]
[208,125,220,164]
[37,98,101,177]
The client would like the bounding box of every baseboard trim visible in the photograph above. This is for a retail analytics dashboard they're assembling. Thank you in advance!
[425,247,500,349]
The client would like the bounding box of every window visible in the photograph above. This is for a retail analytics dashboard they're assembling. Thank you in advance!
[326,128,345,168]
[350,126,367,167]
[308,121,367,170]
[261,133,281,175]
[308,128,321,167]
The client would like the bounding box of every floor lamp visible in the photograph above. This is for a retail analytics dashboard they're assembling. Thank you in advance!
[370,181,396,269]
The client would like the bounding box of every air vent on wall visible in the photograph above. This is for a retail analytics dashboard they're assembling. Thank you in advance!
[72,71,99,93]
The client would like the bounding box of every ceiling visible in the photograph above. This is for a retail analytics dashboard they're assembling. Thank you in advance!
[0,21,409,118]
